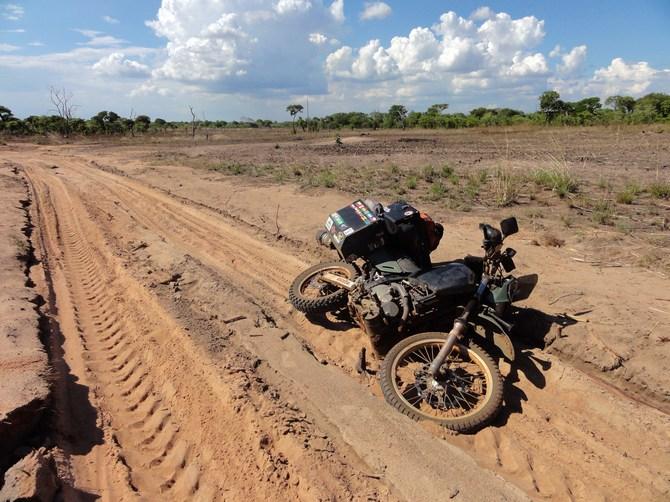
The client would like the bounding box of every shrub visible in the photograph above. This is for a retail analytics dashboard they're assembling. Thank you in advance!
[429,182,446,200]
[532,168,579,197]
[649,181,670,199]
[406,176,418,189]
[441,164,454,177]
[318,171,336,188]
[591,199,614,225]
[492,165,520,207]
[422,165,435,182]
[616,189,635,204]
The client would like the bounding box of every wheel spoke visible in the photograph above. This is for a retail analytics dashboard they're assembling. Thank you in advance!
[393,341,493,421]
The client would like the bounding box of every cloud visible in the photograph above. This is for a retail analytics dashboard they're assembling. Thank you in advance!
[92,52,151,77]
[328,10,547,82]
[470,6,494,21]
[1,28,25,33]
[102,15,120,25]
[360,2,392,21]
[0,43,20,52]
[309,32,328,45]
[330,0,345,22]
[145,0,341,94]
[2,4,24,21]
[589,58,667,96]
[28,41,44,47]
[274,0,312,15]
[557,45,587,74]
[74,29,127,47]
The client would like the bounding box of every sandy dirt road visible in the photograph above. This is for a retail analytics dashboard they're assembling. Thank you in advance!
[4,143,670,501]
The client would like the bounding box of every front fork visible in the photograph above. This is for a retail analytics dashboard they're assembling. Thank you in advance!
[427,277,488,378]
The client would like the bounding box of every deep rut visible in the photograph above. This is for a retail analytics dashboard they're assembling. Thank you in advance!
[27,171,219,499]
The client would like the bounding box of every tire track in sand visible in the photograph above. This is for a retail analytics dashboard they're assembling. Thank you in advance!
[26,169,218,500]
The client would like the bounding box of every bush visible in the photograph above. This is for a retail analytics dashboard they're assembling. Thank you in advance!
[429,182,446,200]
[616,190,635,204]
[492,166,520,207]
[406,176,418,189]
[532,168,579,197]
[591,199,614,225]
[422,165,435,182]
[649,181,670,199]
[318,171,337,188]
[441,164,454,177]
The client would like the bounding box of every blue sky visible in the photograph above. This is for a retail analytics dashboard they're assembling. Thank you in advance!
[1,1,669,121]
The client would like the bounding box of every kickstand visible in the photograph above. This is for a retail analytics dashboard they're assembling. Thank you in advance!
[355,347,367,374]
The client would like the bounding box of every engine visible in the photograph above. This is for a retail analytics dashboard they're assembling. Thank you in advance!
[349,278,442,350]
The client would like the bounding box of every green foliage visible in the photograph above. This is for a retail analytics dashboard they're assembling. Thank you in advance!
[318,171,336,188]
[429,181,446,200]
[286,103,304,134]
[531,168,579,197]
[406,176,418,190]
[421,165,435,182]
[385,104,408,128]
[492,166,520,207]
[649,181,670,199]
[616,182,642,204]
[3,90,670,137]
[591,199,614,225]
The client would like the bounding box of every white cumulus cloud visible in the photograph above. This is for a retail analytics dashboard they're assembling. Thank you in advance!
[92,52,151,77]
[274,0,312,15]
[360,2,392,21]
[557,45,587,74]
[330,0,345,22]
[470,6,494,21]
[145,0,341,94]
[309,32,328,45]
[589,58,664,96]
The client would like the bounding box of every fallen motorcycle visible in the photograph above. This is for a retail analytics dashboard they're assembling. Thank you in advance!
[289,199,535,432]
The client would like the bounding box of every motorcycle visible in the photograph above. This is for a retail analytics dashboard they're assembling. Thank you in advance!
[288,199,535,432]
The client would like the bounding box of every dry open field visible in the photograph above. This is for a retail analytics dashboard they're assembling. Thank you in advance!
[1,125,669,501]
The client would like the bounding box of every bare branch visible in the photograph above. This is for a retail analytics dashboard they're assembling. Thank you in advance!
[49,86,77,137]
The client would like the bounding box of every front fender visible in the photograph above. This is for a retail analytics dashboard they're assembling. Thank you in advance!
[471,310,515,361]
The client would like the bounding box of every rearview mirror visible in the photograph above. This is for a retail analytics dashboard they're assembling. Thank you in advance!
[500,217,518,237]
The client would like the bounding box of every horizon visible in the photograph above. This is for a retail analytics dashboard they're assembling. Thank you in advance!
[1,1,669,121]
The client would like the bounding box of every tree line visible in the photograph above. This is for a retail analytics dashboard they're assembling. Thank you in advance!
[1,91,669,137]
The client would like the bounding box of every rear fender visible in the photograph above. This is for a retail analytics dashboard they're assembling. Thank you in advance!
[471,310,515,361]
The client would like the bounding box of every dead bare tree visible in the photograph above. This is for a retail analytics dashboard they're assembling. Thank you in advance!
[188,105,197,139]
[50,86,76,137]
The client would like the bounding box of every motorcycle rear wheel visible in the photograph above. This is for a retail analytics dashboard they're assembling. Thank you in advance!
[380,332,503,433]
[288,261,358,314]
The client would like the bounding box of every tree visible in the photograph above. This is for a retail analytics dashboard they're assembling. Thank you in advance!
[135,115,151,133]
[49,87,76,137]
[286,104,304,134]
[605,95,635,114]
[574,97,602,115]
[539,90,565,122]
[386,104,408,128]
[426,103,449,115]
[0,106,14,122]
[188,105,198,138]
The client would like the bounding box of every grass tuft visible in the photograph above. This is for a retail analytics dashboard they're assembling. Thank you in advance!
[532,167,579,197]
[649,181,670,199]
[492,165,520,207]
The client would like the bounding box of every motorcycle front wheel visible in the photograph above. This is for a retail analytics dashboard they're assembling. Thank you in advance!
[380,332,503,433]
[288,261,358,314]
